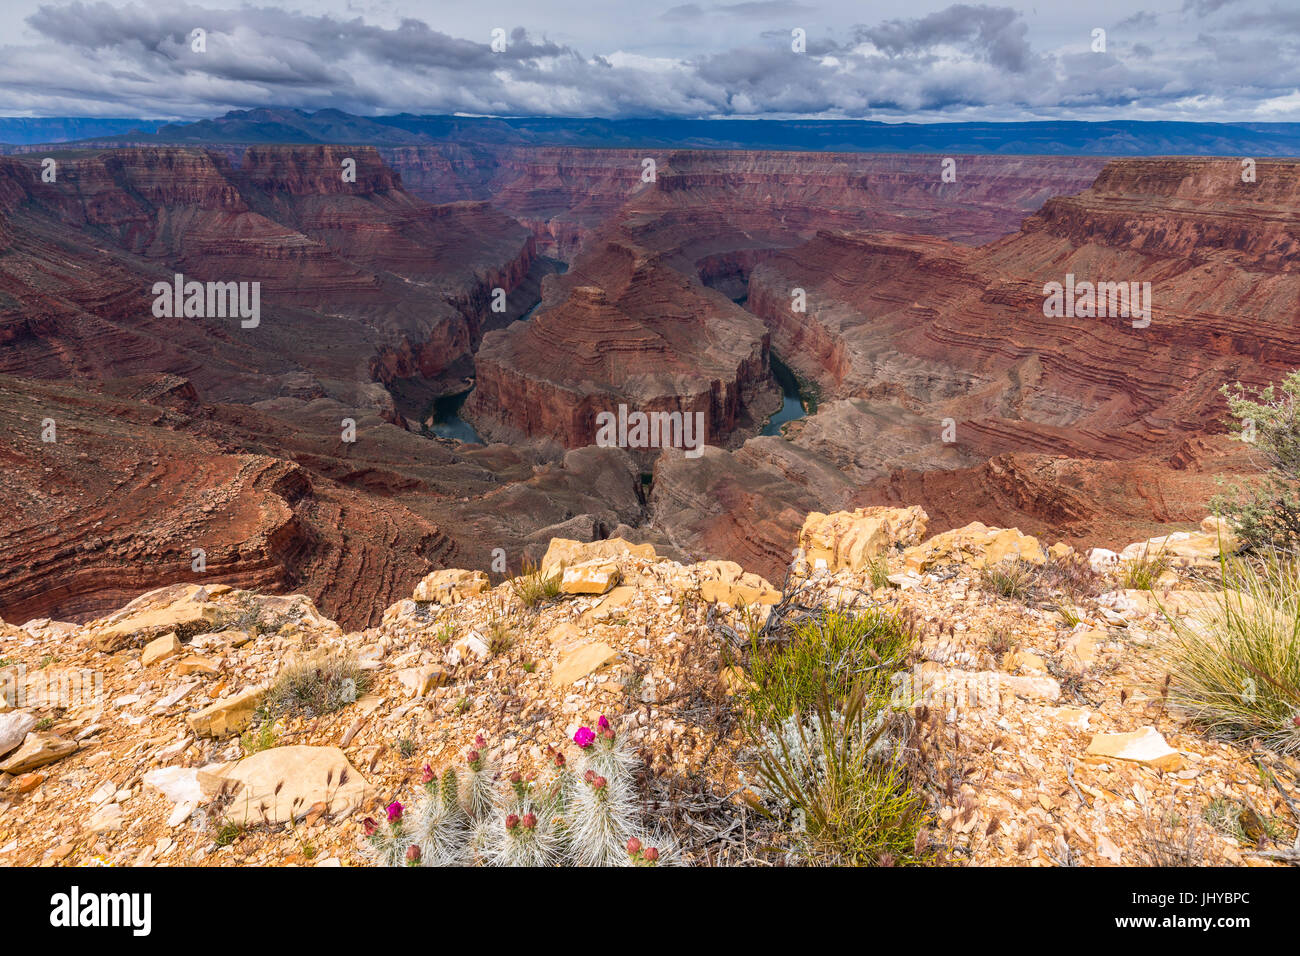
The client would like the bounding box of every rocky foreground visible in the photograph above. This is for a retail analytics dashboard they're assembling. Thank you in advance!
[0,507,1294,867]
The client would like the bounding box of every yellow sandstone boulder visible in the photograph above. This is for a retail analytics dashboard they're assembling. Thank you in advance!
[903,522,1045,573]
[799,506,929,571]
[412,569,489,604]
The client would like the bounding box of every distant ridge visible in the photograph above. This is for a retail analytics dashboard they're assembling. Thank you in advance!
[0,117,167,145]
[6,108,1300,155]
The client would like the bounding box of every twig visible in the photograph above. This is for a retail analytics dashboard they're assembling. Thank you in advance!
[1065,759,1088,808]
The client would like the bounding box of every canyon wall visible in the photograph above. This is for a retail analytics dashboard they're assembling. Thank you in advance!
[5,144,1291,624]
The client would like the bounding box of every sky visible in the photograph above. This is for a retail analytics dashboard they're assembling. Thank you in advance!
[1,0,1299,122]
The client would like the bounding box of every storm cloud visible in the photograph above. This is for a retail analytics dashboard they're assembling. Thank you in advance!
[0,0,1298,121]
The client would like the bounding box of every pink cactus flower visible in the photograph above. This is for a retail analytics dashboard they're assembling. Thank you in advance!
[421,764,435,785]
[386,801,403,824]
[598,715,610,730]
[574,726,596,748]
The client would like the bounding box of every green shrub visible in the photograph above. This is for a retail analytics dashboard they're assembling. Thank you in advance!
[751,681,927,866]
[240,717,277,754]
[743,608,927,865]
[1213,372,1300,550]
[745,608,915,726]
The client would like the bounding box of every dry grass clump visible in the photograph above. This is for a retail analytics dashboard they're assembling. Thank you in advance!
[507,558,561,609]
[979,560,1036,602]
[979,554,1103,606]
[1136,801,1225,866]
[1160,549,1300,755]
[264,653,371,720]
[1123,544,1172,590]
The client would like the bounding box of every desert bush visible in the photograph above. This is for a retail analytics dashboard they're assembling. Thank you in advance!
[263,653,370,719]
[745,608,915,727]
[1160,549,1300,755]
[868,556,892,591]
[750,681,926,866]
[218,591,292,637]
[978,555,1102,605]
[743,607,927,865]
[1213,371,1300,550]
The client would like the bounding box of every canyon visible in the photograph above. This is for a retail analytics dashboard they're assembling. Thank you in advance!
[0,140,1291,625]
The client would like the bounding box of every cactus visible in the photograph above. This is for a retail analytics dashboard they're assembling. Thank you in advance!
[476,802,564,867]
[408,765,470,866]
[367,716,680,867]
[565,767,640,866]
[360,801,411,867]
[460,735,496,820]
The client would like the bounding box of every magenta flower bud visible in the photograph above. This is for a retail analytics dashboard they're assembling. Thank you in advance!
[386,801,403,824]
[475,734,486,749]
[598,715,610,730]
[421,764,435,784]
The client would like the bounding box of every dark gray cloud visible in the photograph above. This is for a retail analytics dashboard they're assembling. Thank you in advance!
[861,4,1036,72]
[0,0,1298,121]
